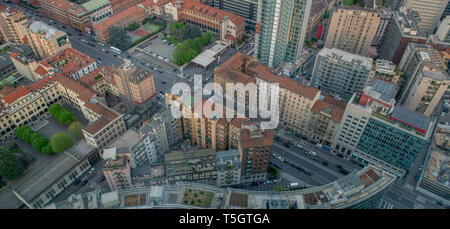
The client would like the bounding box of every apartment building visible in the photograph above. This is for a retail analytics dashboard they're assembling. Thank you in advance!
[216,149,241,187]
[311,48,373,100]
[214,52,321,132]
[372,8,392,47]
[164,148,217,183]
[0,7,27,44]
[93,5,145,43]
[398,43,449,116]
[212,0,259,29]
[81,0,113,25]
[238,124,274,182]
[404,0,448,36]
[139,107,182,154]
[305,94,346,147]
[22,21,72,60]
[428,16,450,48]
[40,48,98,80]
[177,0,245,45]
[324,6,380,56]
[102,148,133,191]
[39,0,92,33]
[254,0,311,68]
[10,52,45,81]
[109,0,145,13]
[79,66,116,95]
[113,60,156,112]
[379,9,427,64]
[0,76,60,140]
[332,94,431,176]
[306,0,336,38]
[0,44,35,77]
[108,129,158,168]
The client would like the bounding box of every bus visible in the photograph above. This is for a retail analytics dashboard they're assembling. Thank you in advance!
[110,46,122,54]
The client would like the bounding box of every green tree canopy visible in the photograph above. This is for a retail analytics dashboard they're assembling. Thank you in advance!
[50,133,73,153]
[59,111,76,125]
[0,147,23,180]
[49,104,64,120]
[41,143,54,155]
[109,26,131,51]
[32,136,49,152]
[68,121,84,140]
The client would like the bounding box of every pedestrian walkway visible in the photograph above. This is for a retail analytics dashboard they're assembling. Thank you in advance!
[403,183,415,192]
[379,199,394,209]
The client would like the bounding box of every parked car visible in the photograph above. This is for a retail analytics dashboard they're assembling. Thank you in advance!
[88,167,96,174]
[419,165,423,171]
[81,180,89,186]
[161,81,166,84]
[415,175,420,181]
[73,179,81,185]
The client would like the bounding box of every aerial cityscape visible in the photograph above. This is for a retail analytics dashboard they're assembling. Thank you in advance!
[0,0,449,211]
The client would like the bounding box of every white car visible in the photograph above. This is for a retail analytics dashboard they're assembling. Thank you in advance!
[88,167,96,174]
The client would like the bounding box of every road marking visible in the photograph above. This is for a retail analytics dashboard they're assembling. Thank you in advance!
[403,183,415,192]
[379,200,394,209]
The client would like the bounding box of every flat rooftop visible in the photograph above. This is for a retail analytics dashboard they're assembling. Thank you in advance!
[390,106,430,131]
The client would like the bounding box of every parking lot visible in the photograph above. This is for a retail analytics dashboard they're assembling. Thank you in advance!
[138,35,176,62]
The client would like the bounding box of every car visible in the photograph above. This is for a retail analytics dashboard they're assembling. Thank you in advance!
[141,62,146,65]
[113,54,117,57]
[145,63,150,67]
[322,161,328,166]
[419,165,423,171]
[158,70,163,73]
[97,57,102,60]
[78,33,83,36]
[81,39,86,42]
[312,156,318,161]
[105,50,109,54]
[88,167,96,174]
[81,180,89,186]
[62,26,66,29]
[283,142,290,148]
[161,81,166,84]
[73,179,81,185]
[339,169,349,175]
[173,69,177,72]
[415,175,420,181]
[67,32,71,35]
[274,136,281,141]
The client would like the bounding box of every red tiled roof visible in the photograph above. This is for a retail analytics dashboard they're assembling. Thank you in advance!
[93,5,144,32]
[216,52,320,100]
[180,0,245,25]
[224,34,236,41]
[34,65,48,76]
[0,87,16,98]
[1,87,31,105]
[40,48,95,76]
[311,97,345,123]
[240,128,274,149]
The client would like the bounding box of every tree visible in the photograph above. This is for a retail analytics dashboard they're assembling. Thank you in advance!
[15,125,30,140]
[127,21,139,31]
[68,121,84,140]
[59,111,76,125]
[109,26,131,51]
[50,133,73,153]
[183,25,202,40]
[22,128,35,144]
[32,136,49,152]
[41,143,54,155]
[49,104,63,120]
[0,147,23,180]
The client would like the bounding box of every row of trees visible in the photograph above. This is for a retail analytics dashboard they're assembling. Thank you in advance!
[49,104,76,125]
[173,32,212,66]
[16,125,53,155]
[168,23,203,44]
[0,147,23,181]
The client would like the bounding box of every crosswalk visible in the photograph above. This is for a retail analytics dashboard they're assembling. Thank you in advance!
[379,199,395,209]
[403,183,415,192]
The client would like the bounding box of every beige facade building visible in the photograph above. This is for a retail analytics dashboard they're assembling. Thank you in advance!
[0,7,27,44]
[22,21,72,60]
[404,0,448,36]
[399,43,449,117]
[102,148,133,191]
[113,60,157,112]
[215,52,321,132]
[324,6,380,56]
[306,95,346,147]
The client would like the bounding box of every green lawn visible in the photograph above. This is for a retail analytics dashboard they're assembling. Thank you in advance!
[343,0,356,6]
[143,23,162,33]
[0,75,15,86]
[128,33,141,43]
